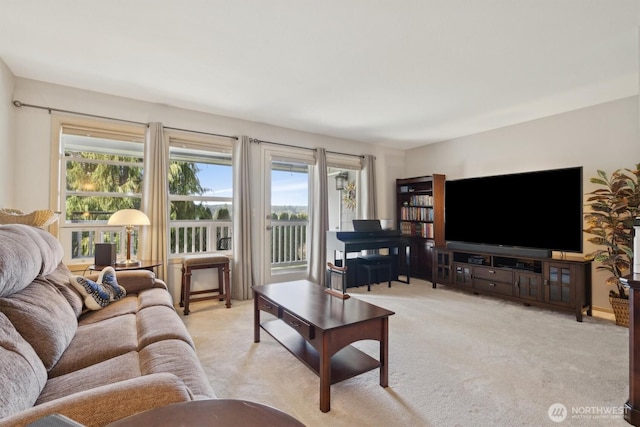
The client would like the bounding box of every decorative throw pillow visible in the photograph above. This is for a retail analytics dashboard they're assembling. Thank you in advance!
[69,267,126,310]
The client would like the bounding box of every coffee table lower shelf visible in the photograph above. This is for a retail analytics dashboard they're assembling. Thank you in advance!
[261,319,380,384]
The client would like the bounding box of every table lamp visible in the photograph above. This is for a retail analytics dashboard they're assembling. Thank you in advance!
[108,209,150,267]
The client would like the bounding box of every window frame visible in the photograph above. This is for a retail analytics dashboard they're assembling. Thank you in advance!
[51,115,147,265]
[327,153,362,232]
[167,130,234,257]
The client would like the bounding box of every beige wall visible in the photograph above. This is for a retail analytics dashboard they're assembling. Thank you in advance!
[9,78,405,300]
[0,59,14,208]
[404,96,640,311]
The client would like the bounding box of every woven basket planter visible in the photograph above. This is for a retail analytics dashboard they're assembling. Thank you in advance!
[610,296,630,328]
[0,209,59,228]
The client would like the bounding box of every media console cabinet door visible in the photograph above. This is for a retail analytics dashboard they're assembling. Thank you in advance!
[544,262,577,308]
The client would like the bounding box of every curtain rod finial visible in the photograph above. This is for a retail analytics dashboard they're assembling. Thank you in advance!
[12,100,22,107]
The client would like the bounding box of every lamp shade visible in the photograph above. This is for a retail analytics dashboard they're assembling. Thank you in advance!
[108,209,150,226]
[108,209,150,267]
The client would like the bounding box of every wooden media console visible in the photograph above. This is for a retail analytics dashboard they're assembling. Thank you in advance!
[433,247,592,322]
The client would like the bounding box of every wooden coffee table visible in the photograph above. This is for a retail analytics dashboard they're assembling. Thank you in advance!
[253,280,395,412]
[105,399,304,426]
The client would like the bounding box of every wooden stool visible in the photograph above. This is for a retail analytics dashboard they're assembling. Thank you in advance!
[180,254,231,315]
[357,254,392,291]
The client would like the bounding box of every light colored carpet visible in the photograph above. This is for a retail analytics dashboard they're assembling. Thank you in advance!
[180,279,629,427]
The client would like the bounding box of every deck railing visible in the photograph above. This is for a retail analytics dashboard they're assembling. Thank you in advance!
[269,219,308,268]
[67,219,308,269]
[170,219,307,267]
[169,220,232,254]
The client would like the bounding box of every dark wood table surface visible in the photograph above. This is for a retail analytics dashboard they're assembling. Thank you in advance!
[253,280,395,412]
[105,399,305,426]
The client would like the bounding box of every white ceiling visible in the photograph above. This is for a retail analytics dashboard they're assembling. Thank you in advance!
[1,0,638,150]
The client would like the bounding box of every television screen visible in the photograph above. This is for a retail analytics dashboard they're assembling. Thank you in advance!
[444,167,583,253]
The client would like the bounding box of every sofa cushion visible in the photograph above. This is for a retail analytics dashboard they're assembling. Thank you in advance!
[44,264,84,318]
[137,305,195,349]
[0,312,48,419]
[77,288,174,326]
[0,225,44,297]
[0,373,194,427]
[69,267,126,311]
[37,351,142,405]
[139,339,216,399]
[49,314,138,378]
[103,269,165,294]
[137,287,175,309]
[78,295,139,325]
[28,225,65,276]
[0,280,77,371]
[0,225,65,296]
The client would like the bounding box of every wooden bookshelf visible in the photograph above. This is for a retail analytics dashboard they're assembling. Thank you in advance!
[396,174,445,280]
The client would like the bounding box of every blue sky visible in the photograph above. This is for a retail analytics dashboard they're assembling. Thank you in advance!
[271,170,308,206]
[197,163,232,197]
[197,164,308,206]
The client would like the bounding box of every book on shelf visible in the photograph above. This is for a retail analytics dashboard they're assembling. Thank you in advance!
[409,194,433,206]
[400,221,434,238]
[400,206,434,222]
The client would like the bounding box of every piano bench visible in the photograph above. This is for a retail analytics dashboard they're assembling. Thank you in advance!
[357,254,392,291]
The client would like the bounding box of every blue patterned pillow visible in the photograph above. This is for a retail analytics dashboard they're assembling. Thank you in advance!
[69,267,126,310]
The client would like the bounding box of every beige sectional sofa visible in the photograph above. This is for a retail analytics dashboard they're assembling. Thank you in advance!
[0,224,215,426]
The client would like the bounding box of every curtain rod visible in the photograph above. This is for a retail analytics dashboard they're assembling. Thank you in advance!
[13,100,362,150]
[250,138,364,159]
[12,100,238,140]
[12,100,148,126]
[163,126,237,140]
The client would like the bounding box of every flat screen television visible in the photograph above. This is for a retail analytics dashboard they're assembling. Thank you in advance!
[444,166,583,257]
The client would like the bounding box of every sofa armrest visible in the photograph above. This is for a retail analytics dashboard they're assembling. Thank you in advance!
[86,270,167,294]
[0,373,193,427]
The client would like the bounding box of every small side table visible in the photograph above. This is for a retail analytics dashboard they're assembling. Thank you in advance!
[88,260,162,273]
[105,399,305,427]
[180,254,231,315]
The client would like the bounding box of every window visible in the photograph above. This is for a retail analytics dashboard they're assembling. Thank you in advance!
[326,153,362,231]
[270,159,309,269]
[168,132,233,255]
[53,116,146,264]
[261,145,314,281]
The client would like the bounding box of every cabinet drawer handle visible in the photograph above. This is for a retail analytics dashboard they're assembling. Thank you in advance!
[488,270,496,274]
[264,303,272,309]
[489,283,496,287]
[289,321,300,327]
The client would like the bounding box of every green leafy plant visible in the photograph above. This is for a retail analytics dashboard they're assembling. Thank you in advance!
[216,205,230,220]
[584,163,640,299]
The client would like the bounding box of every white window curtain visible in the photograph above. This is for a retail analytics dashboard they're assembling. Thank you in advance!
[358,154,377,220]
[232,136,254,300]
[308,148,328,286]
[140,122,169,281]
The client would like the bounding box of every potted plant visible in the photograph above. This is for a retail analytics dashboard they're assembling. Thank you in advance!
[584,163,640,326]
